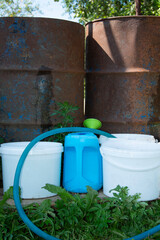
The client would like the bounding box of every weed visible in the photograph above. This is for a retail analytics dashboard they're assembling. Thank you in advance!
[43,184,160,240]
[47,101,79,143]
[1,185,160,239]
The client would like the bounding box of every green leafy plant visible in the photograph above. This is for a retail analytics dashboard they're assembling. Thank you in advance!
[48,101,79,143]
[1,185,160,239]
[0,0,41,17]
[0,187,56,240]
[51,101,79,127]
[54,0,160,25]
[43,184,110,239]
[0,186,14,207]
[43,184,160,240]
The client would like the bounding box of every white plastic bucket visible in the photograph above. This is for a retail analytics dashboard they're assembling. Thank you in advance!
[100,139,160,201]
[0,141,63,199]
[99,133,156,145]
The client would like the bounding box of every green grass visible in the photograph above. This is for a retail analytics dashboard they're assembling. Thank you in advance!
[1,185,160,240]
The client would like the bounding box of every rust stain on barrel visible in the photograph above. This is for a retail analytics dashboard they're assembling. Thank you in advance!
[85,16,160,139]
[0,17,85,141]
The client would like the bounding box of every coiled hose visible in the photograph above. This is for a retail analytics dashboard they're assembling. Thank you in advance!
[13,127,160,240]
[13,127,115,240]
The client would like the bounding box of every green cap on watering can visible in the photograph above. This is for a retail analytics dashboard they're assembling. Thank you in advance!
[83,118,102,129]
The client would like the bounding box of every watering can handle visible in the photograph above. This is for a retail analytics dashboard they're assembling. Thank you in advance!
[76,146,83,178]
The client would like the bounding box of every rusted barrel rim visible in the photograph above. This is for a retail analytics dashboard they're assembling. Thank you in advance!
[0,16,83,27]
[85,15,160,26]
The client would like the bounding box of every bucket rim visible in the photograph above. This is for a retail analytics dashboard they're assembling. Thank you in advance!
[101,146,160,158]
[99,133,155,140]
[0,141,63,155]
[100,140,160,158]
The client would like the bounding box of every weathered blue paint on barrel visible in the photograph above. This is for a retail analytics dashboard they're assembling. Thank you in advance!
[85,16,160,140]
[0,17,85,141]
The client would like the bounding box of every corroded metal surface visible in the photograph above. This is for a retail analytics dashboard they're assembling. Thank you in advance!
[85,16,160,139]
[0,17,85,141]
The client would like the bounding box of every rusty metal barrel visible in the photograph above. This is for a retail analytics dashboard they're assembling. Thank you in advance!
[85,16,160,139]
[0,17,85,141]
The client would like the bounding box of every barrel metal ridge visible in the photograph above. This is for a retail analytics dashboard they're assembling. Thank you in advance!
[0,68,85,73]
[86,68,160,73]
